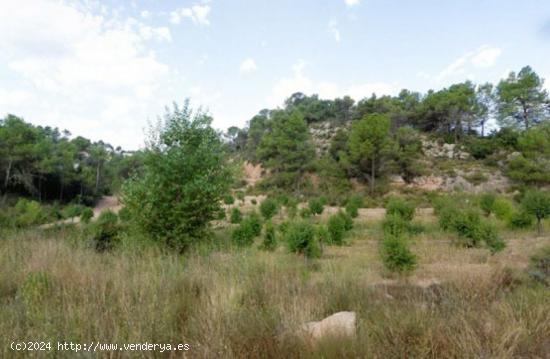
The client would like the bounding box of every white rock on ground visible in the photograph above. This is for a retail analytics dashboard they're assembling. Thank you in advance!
[301,311,356,340]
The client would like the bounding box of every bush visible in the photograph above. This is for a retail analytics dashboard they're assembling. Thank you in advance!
[338,210,354,231]
[231,221,256,247]
[492,198,514,221]
[345,195,363,218]
[251,199,257,205]
[92,210,119,251]
[308,197,326,216]
[284,221,322,259]
[386,197,415,221]
[479,193,496,216]
[527,245,550,286]
[62,204,84,219]
[508,210,533,229]
[118,207,132,222]
[476,222,505,253]
[315,224,330,245]
[380,235,416,274]
[223,194,235,205]
[14,199,44,227]
[299,207,312,219]
[260,221,277,251]
[522,190,550,235]
[230,208,242,224]
[259,198,278,219]
[382,214,409,238]
[327,214,346,245]
[121,103,232,250]
[437,205,460,231]
[80,207,94,224]
[451,209,482,247]
[247,212,263,237]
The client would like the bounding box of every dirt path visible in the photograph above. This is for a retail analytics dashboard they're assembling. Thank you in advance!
[40,196,121,229]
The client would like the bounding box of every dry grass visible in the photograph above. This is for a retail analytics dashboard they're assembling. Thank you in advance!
[1,218,549,358]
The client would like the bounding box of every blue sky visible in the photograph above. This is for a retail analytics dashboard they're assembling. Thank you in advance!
[1,0,549,149]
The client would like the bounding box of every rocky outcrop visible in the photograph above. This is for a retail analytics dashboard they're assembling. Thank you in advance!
[422,139,469,160]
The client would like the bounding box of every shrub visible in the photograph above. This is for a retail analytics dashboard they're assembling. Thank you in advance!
[251,199,257,205]
[508,210,533,229]
[327,214,346,245]
[492,198,514,221]
[14,199,44,227]
[260,221,277,251]
[80,207,94,224]
[437,205,460,231]
[284,221,322,259]
[299,207,312,219]
[92,210,119,251]
[380,235,416,274]
[382,214,409,237]
[527,245,550,286]
[118,207,132,222]
[231,221,256,247]
[386,197,415,221]
[479,193,496,216]
[62,204,84,219]
[345,195,363,218]
[315,224,330,245]
[230,208,242,224]
[308,197,326,216]
[452,209,482,247]
[522,190,550,235]
[259,197,278,219]
[223,194,235,205]
[338,210,354,231]
[235,191,245,201]
[247,212,263,237]
[476,222,505,253]
[121,103,232,250]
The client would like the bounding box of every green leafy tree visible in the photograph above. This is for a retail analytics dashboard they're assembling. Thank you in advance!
[347,113,392,193]
[522,190,550,235]
[496,66,549,130]
[257,110,315,190]
[122,102,232,250]
[259,197,279,219]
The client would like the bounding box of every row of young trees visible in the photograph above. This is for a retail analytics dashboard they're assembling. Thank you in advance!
[224,66,549,194]
[0,114,140,204]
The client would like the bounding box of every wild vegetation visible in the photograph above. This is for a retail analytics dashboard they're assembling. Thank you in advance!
[1,66,550,358]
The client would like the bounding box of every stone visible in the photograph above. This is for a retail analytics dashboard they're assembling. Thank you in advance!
[301,311,356,340]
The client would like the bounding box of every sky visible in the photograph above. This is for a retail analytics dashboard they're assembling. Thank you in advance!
[1,0,550,149]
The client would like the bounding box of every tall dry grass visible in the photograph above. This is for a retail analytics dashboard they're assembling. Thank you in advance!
[0,223,549,358]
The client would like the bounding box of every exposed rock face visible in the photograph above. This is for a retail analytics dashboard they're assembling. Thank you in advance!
[422,139,469,160]
[301,311,356,340]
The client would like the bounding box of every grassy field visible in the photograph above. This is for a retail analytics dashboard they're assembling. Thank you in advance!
[1,214,549,358]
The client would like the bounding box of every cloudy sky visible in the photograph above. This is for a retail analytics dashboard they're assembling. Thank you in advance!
[1,0,549,149]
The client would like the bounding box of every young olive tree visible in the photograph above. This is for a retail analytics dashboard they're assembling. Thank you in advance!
[122,102,232,250]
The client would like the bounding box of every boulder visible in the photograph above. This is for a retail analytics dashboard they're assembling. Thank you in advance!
[301,311,356,340]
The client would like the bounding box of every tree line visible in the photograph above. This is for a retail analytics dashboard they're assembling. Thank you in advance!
[0,115,141,205]
[225,66,550,196]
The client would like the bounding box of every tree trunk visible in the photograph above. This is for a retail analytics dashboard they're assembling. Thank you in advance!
[95,161,101,194]
[370,156,375,194]
[537,218,542,236]
[523,105,529,130]
[38,176,42,203]
[481,120,485,137]
[4,158,12,190]
[59,181,64,202]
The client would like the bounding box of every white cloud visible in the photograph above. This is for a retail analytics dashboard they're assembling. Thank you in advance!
[140,10,151,19]
[471,46,502,68]
[328,20,341,43]
[268,60,397,106]
[436,45,502,82]
[345,0,360,6]
[170,4,211,26]
[240,58,258,73]
[0,0,174,149]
